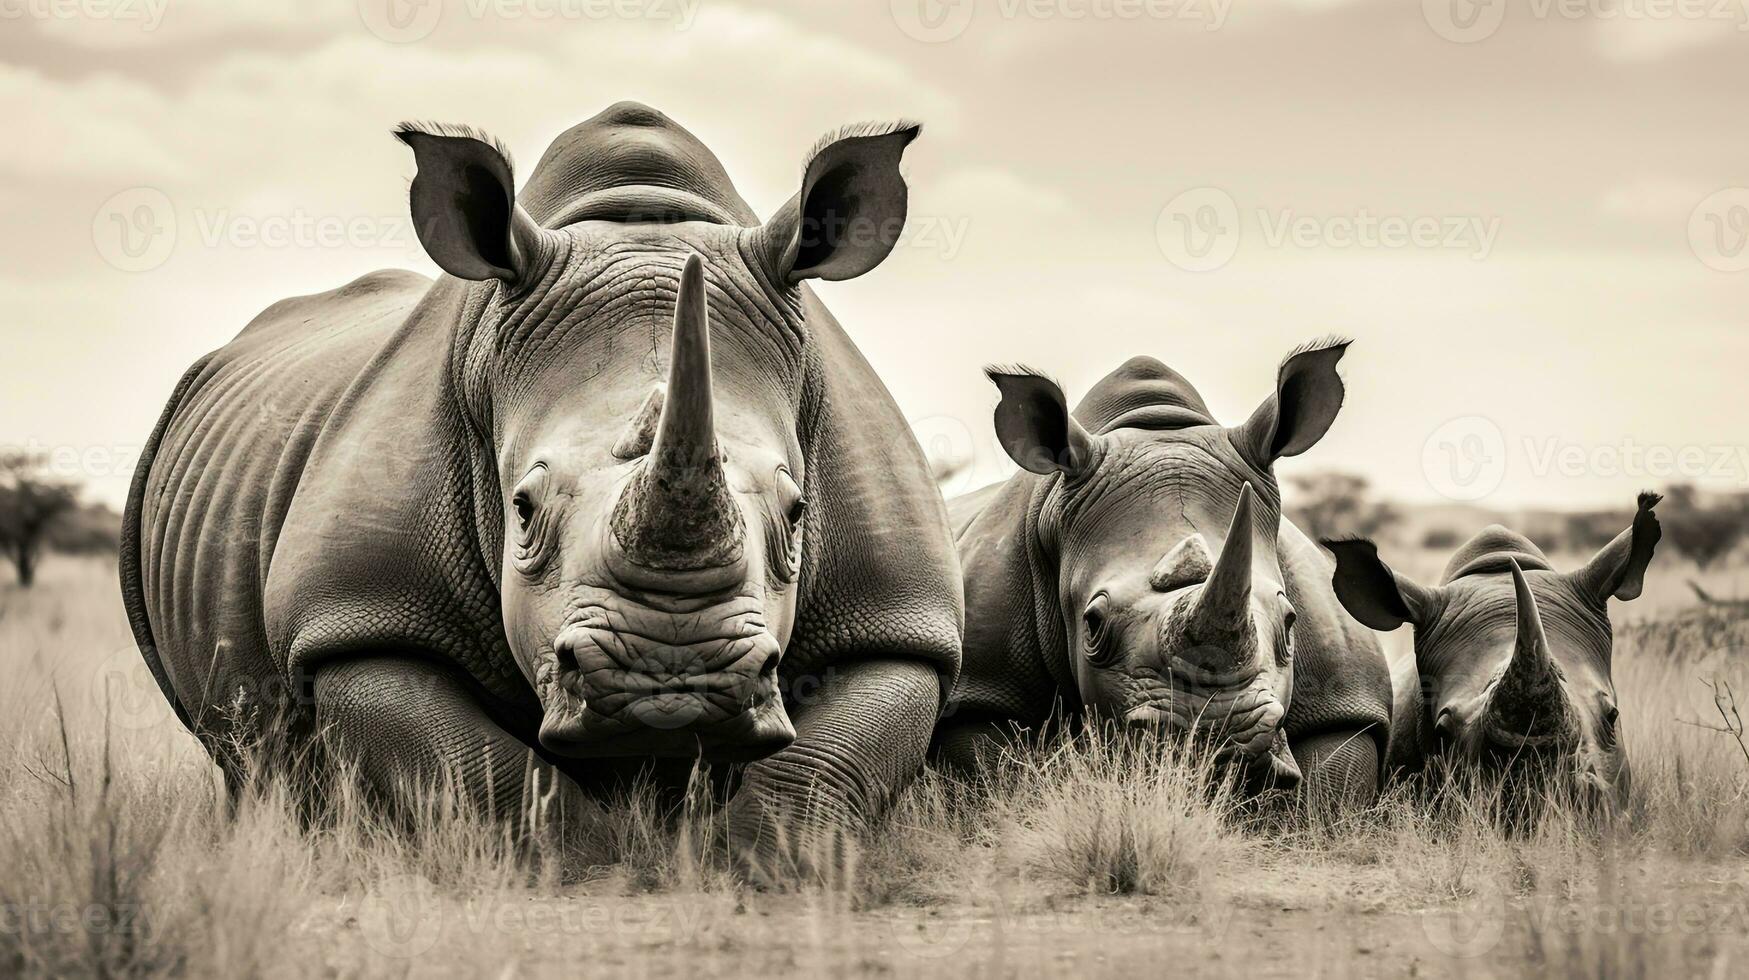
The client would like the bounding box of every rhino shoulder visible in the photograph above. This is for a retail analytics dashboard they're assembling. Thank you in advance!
[262,277,527,709]
[237,269,430,343]
[1277,519,1393,747]
[784,290,963,685]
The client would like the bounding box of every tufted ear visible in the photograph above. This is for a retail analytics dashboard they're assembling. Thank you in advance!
[986,368,1098,478]
[759,122,920,284]
[1234,340,1349,470]
[1573,492,1662,603]
[396,123,543,284]
[1323,538,1439,631]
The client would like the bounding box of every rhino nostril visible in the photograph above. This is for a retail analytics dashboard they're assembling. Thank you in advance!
[555,642,580,677]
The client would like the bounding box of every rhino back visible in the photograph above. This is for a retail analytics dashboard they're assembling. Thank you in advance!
[520,101,760,229]
[125,270,430,729]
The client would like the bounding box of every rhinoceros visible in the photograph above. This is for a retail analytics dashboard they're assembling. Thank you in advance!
[119,103,962,863]
[933,343,1395,802]
[1324,493,1660,809]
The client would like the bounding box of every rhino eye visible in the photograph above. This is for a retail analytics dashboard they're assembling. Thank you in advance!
[512,492,535,529]
[1599,702,1620,747]
[1083,593,1118,668]
[787,495,807,527]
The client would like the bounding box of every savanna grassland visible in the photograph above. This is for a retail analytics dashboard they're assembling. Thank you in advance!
[4,555,1749,978]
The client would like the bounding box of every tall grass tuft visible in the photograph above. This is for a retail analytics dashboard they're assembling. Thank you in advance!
[991,724,1239,899]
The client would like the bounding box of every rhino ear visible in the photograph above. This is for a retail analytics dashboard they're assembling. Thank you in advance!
[396,123,543,284]
[1573,492,1662,604]
[1324,538,1437,631]
[1234,339,1349,470]
[760,122,920,284]
[986,368,1098,478]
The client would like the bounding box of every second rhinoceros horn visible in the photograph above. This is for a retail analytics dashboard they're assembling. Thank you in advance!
[1480,558,1570,743]
[609,254,746,571]
[1186,482,1256,638]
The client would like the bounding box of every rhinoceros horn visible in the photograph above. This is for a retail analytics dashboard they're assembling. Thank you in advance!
[609,254,746,571]
[1186,482,1256,638]
[1479,558,1570,742]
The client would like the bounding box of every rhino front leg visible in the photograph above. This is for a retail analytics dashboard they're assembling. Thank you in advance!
[727,658,939,881]
[314,656,564,820]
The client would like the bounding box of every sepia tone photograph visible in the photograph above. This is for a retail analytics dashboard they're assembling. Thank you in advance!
[2,1,1747,976]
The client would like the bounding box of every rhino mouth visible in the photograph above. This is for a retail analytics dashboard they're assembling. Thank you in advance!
[1122,676,1297,789]
[534,597,794,761]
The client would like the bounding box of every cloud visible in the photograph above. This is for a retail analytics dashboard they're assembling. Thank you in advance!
[1590,10,1749,62]
[0,64,184,180]
[1599,177,1712,222]
[28,0,352,49]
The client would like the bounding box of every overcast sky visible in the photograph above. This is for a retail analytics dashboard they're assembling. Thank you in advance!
[3,0,1745,512]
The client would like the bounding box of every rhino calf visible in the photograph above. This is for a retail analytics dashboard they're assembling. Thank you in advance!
[1324,493,1661,810]
[121,103,961,871]
[935,343,1394,804]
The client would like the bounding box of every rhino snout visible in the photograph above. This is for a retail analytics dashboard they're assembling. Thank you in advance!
[534,607,792,760]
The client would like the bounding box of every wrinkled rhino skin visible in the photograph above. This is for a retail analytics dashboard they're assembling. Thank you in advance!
[934,350,1399,805]
[120,103,962,868]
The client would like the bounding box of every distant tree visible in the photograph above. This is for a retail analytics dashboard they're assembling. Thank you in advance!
[1558,510,1630,554]
[1287,471,1399,543]
[1660,484,1747,571]
[1421,528,1461,550]
[0,451,77,587]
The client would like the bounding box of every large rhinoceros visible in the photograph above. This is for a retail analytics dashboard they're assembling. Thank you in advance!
[1324,493,1660,810]
[933,344,1396,803]
[120,103,961,864]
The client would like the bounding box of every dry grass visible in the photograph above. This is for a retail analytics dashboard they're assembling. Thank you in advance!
[4,556,1749,977]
